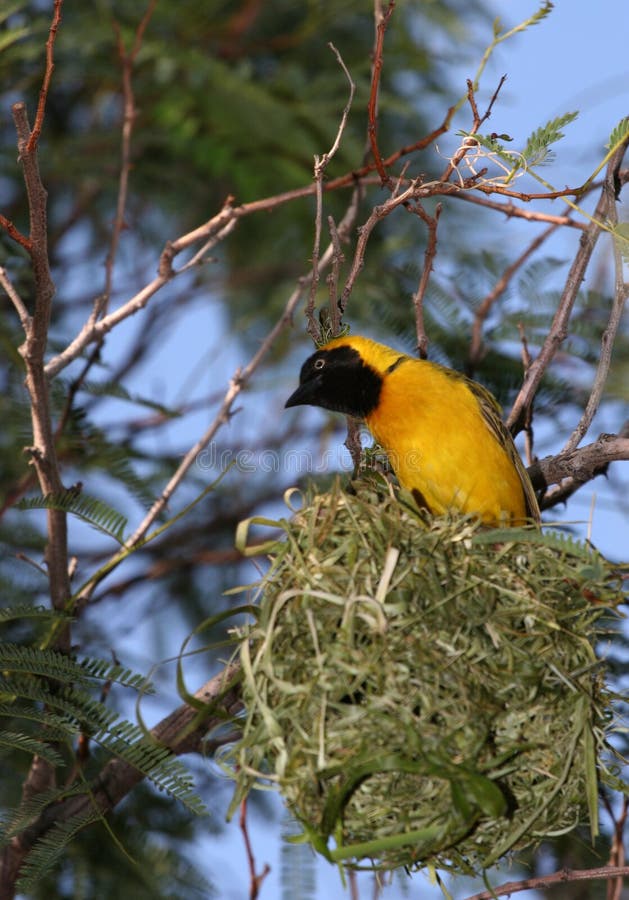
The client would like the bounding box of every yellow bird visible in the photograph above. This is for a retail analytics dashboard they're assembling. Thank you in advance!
[285,335,539,525]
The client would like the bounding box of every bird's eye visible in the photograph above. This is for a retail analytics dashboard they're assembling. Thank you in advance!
[314,358,326,370]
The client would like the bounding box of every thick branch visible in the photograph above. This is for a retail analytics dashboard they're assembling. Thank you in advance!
[529,432,629,508]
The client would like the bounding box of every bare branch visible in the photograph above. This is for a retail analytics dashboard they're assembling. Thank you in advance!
[465,866,629,900]
[529,432,629,508]
[517,322,535,465]
[44,199,238,378]
[562,206,629,452]
[411,202,442,358]
[240,799,271,900]
[12,101,70,634]
[102,3,156,315]
[508,133,629,434]
[306,42,356,342]
[606,795,628,900]
[0,213,31,250]
[450,188,587,229]
[468,222,561,372]
[339,178,424,310]
[367,0,396,187]
[25,0,63,154]
[0,266,31,332]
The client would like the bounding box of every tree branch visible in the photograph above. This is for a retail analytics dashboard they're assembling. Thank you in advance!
[508,132,629,434]
[306,42,356,342]
[25,0,63,154]
[465,865,629,900]
[0,266,31,332]
[12,100,70,633]
[467,222,561,372]
[367,0,396,187]
[529,432,629,508]
[561,198,629,452]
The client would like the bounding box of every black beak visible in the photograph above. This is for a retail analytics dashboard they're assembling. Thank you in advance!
[285,378,320,409]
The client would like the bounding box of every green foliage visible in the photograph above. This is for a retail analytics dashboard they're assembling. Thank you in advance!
[518,111,579,169]
[461,111,578,183]
[16,490,129,544]
[16,810,106,894]
[607,116,629,150]
[0,606,207,889]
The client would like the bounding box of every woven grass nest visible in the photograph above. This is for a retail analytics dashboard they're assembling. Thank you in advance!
[228,476,624,874]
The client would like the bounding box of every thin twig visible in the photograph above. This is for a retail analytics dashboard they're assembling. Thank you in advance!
[508,134,629,434]
[26,0,63,154]
[306,42,356,342]
[450,188,587,229]
[0,266,31,331]
[44,198,237,378]
[326,215,345,334]
[367,0,396,187]
[240,799,271,900]
[101,2,157,317]
[439,76,508,184]
[517,322,535,465]
[464,865,629,900]
[339,178,424,311]
[411,202,442,358]
[468,222,561,372]
[55,5,157,441]
[562,204,629,452]
[606,796,628,900]
[0,213,31,249]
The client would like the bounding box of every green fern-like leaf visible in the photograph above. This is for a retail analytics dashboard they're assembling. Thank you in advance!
[77,658,155,694]
[15,809,104,894]
[0,645,153,695]
[94,721,207,816]
[493,2,553,40]
[607,116,629,150]
[0,674,136,744]
[528,0,554,27]
[0,604,70,625]
[0,784,89,844]
[78,379,178,417]
[16,490,128,543]
[0,731,65,765]
[520,110,578,168]
[0,702,79,746]
[15,490,127,544]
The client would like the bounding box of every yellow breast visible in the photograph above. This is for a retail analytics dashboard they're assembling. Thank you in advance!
[365,358,528,524]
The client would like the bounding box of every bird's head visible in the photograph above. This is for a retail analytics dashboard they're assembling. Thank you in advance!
[285,335,402,418]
